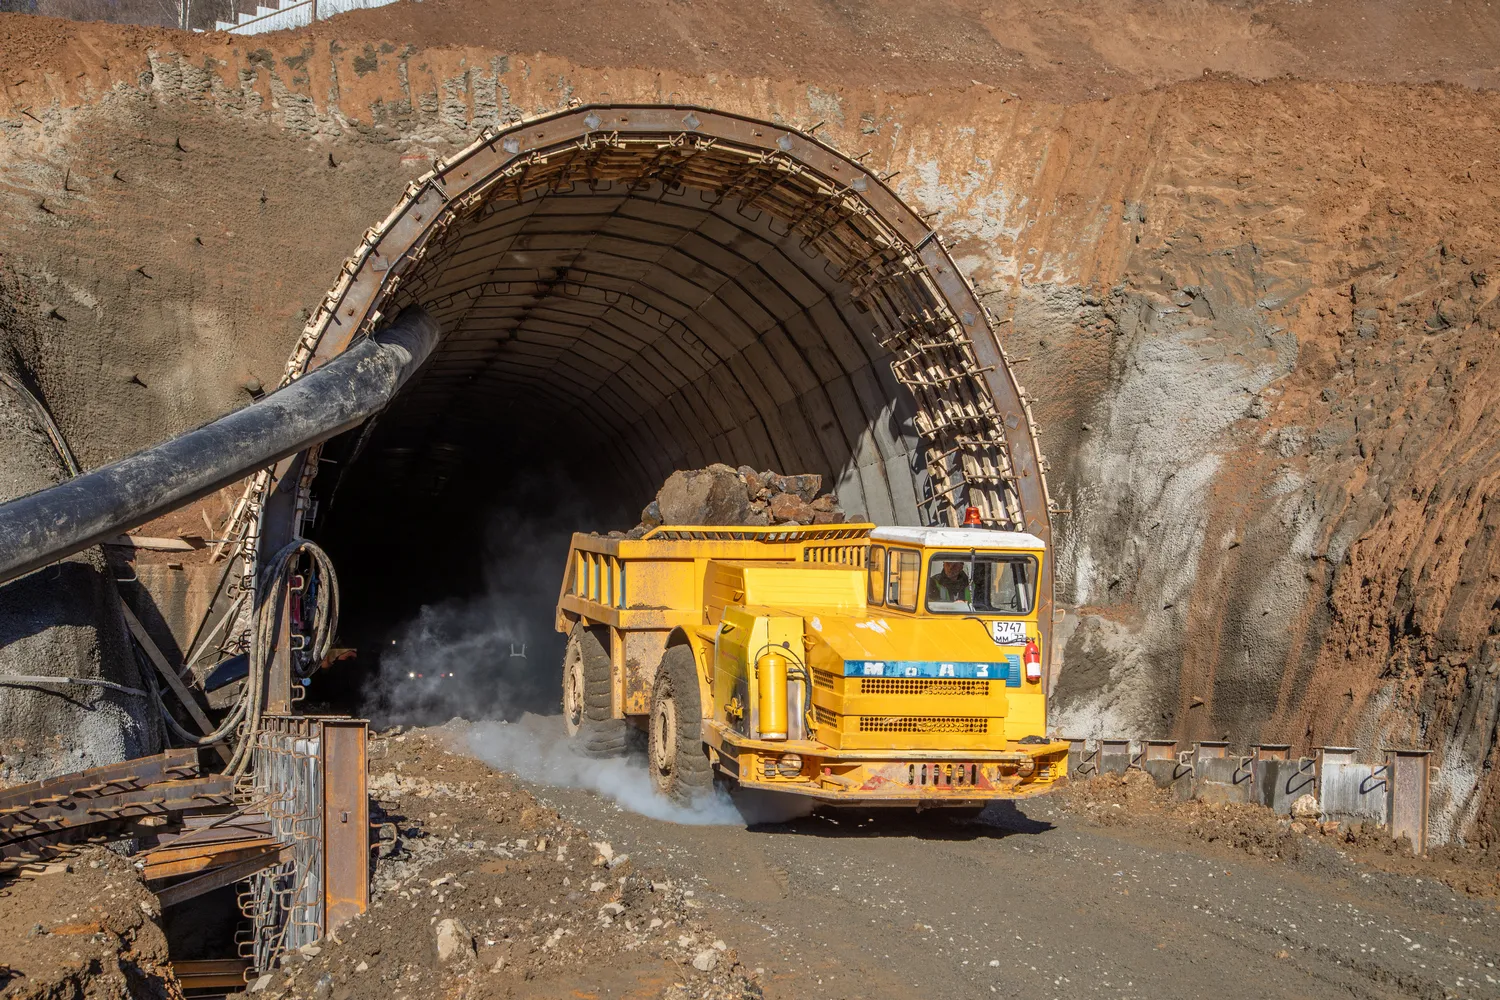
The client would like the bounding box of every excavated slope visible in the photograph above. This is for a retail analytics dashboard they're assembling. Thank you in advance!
[0,1,1497,840]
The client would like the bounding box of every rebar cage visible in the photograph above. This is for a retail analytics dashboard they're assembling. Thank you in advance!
[240,715,368,972]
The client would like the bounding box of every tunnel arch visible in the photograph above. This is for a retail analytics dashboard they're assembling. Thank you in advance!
[271,105,1055,637]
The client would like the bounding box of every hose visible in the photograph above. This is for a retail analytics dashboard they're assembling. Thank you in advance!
[0,370,81,477]
[136,538,338,778]
[0,674,147,698]
[139,649,248,746]
[228,538,340,777]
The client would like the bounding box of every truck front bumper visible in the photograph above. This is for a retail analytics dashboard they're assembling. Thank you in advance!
[703,722,1069,805]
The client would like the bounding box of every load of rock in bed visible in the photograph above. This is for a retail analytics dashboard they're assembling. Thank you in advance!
[627,465,845,537]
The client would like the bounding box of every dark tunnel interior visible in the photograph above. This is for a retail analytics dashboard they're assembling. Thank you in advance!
[305,417,633,722]
[286,108,1035,725]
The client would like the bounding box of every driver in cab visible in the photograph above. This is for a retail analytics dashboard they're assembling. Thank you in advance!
[928,560,971,608]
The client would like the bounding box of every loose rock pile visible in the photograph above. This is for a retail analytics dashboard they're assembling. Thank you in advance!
[632,464,845,536]
[0,846,177,1000]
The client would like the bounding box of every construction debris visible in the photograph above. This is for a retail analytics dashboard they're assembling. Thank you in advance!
[0,845,180,1000]
[631,464,845,536]
[262,726,761,999]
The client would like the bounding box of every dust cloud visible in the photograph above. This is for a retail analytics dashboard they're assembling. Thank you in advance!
[358,492,570,729]
[357,472,748,825]
[467,714,742,825]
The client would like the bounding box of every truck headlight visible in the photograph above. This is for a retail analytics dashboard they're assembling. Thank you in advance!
[776,753,803,777]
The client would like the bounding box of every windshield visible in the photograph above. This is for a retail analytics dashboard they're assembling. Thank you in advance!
[925,552,1037,615]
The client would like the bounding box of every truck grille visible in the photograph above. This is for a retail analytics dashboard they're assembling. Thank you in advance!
[814,705,838,727]
[857,716,989,735]
[860,678,989,696]
[813,670,837,690]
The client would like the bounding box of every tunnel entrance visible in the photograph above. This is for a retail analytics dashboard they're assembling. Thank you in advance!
[273,105,1052,721]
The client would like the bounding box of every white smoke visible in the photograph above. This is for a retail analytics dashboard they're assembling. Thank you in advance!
[360,473,584,728]
[362,471,760,826]
[468,714,743,825]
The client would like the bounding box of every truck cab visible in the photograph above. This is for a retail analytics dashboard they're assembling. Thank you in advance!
[555,522,1068,812]
[811,525,1049,746]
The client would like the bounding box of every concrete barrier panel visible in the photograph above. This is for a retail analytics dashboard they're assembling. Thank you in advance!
[1255,757,1316,813]
[1066,738,1098,779]
[1385,749,1430,854]
[1139,742,1191,799]
[1099,738,1132,775]
[1317,747,1387,828]
[1193,754,1254,804]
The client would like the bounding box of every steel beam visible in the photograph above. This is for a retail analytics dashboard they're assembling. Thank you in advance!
[155,844,293,908]
[1384,748,1430,853]
[322,718,369,935]
[0,749,197,815]
[173,959,251,991]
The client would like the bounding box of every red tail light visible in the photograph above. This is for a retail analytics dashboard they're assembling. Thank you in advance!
[1023,639,1042,683]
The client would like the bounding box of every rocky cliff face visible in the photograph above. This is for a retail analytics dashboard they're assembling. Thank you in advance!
[0,4,1496,839]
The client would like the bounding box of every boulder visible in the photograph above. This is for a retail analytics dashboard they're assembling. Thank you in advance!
[771,472,822,501]
[435,918,475,965]
[767,492,814,524]
[655,466,750,525]
[1290,793,1320,819]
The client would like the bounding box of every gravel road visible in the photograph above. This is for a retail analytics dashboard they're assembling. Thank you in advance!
[513,744,1500,1000]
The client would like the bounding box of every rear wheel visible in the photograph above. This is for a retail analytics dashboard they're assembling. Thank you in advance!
[648,645,713,804]
[561,624,629,758]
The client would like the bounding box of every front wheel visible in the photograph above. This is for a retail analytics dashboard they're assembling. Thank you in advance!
[647,645,713,804]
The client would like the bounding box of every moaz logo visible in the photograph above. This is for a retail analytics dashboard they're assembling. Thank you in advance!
[844,660,1011,680]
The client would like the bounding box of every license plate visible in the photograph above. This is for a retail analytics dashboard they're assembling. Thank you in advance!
[990,621,1027,645]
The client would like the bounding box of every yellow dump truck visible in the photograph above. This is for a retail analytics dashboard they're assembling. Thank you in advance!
[554,522,1068,810]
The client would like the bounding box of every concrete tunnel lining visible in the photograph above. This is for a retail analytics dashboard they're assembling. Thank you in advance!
[267,104,1055,647]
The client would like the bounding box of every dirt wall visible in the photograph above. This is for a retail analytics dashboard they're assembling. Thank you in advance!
[0,3,1497,840]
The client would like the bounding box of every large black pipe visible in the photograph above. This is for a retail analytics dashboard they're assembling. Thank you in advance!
[0,308,439,586]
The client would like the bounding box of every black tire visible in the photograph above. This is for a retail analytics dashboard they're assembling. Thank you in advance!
[647,645,713,804]
[561,624,630,758]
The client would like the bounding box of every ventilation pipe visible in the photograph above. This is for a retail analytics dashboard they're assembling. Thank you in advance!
[0,308,439,586]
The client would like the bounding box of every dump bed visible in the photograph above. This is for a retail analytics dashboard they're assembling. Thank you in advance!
[555,524,872,715]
